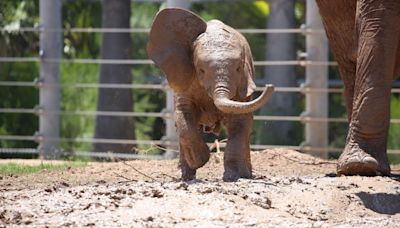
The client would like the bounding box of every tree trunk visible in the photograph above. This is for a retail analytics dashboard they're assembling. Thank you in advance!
[257,0,297,145]
[93,0,135,153]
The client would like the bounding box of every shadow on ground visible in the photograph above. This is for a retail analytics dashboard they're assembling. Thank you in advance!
[356,192,400,215]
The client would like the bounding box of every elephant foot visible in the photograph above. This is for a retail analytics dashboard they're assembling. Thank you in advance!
[337,141,390,176]
[180,165,196,181]
[223,161,252,182]
[181,143,210,170]
[179,143,211,181]
[179,158,197,181]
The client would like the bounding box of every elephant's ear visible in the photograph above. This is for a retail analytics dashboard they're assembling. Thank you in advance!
[147,8,207,92]
[240,42,256,99]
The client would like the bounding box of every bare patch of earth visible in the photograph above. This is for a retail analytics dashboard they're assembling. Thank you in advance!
[1,149,400,227]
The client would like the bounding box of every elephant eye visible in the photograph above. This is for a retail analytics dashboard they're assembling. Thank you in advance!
[199,69,205,74]
[236,66,241,72]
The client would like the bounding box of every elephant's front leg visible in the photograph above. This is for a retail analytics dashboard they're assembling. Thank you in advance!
[316,0,357,122]
[223,113,253,182]
[338,0,400,176]
[175,97,210,181]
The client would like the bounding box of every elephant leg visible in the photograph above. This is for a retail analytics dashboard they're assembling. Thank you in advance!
[222,113,252,182]
[394,38,400,79]
[338,0,400,176]
[175,97,210,181]
[316,0,357,122]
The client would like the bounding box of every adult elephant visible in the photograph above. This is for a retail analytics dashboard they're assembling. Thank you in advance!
[316,0,400,176]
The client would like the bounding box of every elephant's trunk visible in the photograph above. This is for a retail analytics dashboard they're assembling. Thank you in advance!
[213,84,274,114]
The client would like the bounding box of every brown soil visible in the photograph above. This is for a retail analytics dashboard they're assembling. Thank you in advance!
[1,149,400,227]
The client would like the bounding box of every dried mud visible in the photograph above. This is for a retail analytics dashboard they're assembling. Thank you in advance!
[1,149,400,227]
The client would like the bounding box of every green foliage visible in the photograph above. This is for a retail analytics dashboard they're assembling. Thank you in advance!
[388,96,400,150]
[59,0,101,153]
[62,0,101,58]
[294,0,306,22]
[131,2,166,149]
[0,63,39,148]
[388,95,400,164]
[254,1,269,16]
[328,93,348,148]
[0,161,86,174]
[0,1,39,148]
[60,63,99,152]
[0,1,38,28]
[59,1,166,153]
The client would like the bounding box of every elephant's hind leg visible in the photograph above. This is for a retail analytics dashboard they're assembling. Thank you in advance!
[394,38,400,80]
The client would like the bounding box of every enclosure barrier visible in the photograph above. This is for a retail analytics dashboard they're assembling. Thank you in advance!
[2,0,400,160]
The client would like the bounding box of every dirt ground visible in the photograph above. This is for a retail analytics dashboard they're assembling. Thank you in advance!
[1,149,400,227]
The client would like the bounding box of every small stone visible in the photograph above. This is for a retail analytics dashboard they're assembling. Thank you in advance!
[151,189,163,198]
[176,182,188,190]
[59,182,69,187]
[146,216,154,222]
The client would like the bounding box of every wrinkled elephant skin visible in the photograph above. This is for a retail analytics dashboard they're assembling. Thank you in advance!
[147,8,274,181]
[316,0,400,176]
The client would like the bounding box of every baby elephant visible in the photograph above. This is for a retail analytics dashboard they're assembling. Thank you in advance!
[147,8,274,181]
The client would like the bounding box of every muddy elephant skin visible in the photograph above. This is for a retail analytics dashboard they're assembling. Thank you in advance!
[147,8,274,181]
[316,0,400,176]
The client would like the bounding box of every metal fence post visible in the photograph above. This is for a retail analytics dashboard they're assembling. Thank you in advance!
[163,0,191,159]
[38,0,62,159]
[303,0,328,158]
